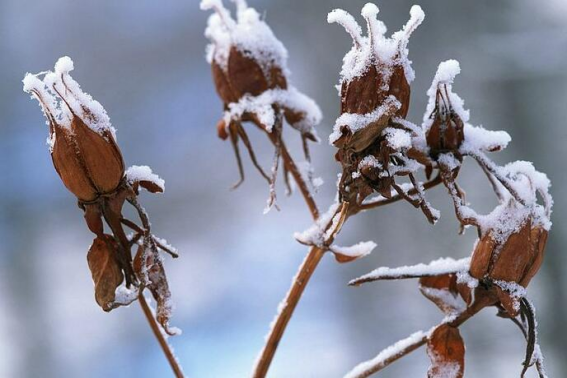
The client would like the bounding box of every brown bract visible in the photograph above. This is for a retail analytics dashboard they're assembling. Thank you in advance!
[51,116,124,202]
[87,235,124,311]
[425,85,465,161]
[427,324,465,378]
[469,219,548,316]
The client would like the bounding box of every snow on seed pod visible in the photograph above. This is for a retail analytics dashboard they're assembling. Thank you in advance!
[328,3,423,135]
[23,57,124,202]
[423,60,467,164]
[467,181,551,317]
[202,0,320,141]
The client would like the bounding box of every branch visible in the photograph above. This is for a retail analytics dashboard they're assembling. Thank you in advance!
[345,289,498,378]
[355,173,442,213]
[138,293,185,378]
[252,203,349,378]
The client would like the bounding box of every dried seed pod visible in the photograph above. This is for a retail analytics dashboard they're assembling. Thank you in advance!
[424,60,466,162]
[23,57,124,202]
[469,213,548,316]
[329,4,424,118]
[202,0,319,141]
[202,0,321,199]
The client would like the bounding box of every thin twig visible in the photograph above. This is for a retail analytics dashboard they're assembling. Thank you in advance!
[347,293,496,378]
[265,130,320,220]
[355,174,442,213]
[138,293,185,378]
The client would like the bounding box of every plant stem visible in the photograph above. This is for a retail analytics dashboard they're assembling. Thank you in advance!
[347,291,496,378]
[139,293,185,378]
[253,172,441,378]
[265,130,319,220]
[253,202,347,378]
[253,245,326,378]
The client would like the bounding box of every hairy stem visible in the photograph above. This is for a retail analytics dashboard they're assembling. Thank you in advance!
[138,293,185,378]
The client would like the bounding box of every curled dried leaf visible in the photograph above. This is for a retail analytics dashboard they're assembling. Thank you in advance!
[87,235,124,311]
[134,245,176,335]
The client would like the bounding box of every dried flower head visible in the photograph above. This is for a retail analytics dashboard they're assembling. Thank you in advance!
[202,0,322,208]
[328,4,423,120]
[424,61,466,162]
[23,57,179,335]
[23,57,124,202]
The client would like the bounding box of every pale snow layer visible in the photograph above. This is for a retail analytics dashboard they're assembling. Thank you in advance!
[343,331,427,378]
[351,257,470,284]
[330,241,377,260]
[294,201,340,246]
[125,165,166,192]
[202,0,288,74]
[422,59,469,132]
[329,95,400,145]
[223,87,321,138]
[328,4,424,85]
[23,56,117,147]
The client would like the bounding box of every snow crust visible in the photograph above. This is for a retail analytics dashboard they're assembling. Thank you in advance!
[329,95,400,145]
[294,201,340,246]
[328,4,424,85]
[330,241,377,260]
[23,56,117,142]
[125,165,166,192]
[351,257,470,284]
[344,330,427,378]
[202,0,288,74]
[223,87,321,137]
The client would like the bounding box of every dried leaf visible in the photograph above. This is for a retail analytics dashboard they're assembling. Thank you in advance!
[427,324,465,378]
[419,274,462,314]
[87,235,124,311]
[134,245,176,335]
[71,116,124,195]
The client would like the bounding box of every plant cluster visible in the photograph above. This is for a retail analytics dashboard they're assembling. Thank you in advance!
[21,1,554,377]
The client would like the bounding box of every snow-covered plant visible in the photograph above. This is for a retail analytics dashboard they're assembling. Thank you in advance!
[201,0,322,214]
[23,57,184,377]
[200,2,553,378]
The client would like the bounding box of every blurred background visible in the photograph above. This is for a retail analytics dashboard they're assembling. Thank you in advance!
[1,0,566,377]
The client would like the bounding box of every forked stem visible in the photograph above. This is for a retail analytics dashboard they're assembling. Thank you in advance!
[253,204,347,378]
[139,293,185,378]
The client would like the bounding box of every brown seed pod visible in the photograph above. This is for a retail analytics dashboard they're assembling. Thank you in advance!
[329,4,423,119]
[425,85,465,160]
[469,216,548,316]
[23,58,125,202]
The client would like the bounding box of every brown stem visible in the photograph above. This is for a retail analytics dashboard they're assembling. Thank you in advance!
[252,204,348,378]
[138,293,185,378]
[348,295,495,378]
[265,131,319,220]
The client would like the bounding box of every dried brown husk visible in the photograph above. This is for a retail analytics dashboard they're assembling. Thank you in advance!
[427,324,465,378]
[134,244,175,335]
[469,219,548,316]
[425,88,465,160]
[87,235,124,311]
[51,115,124,202]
